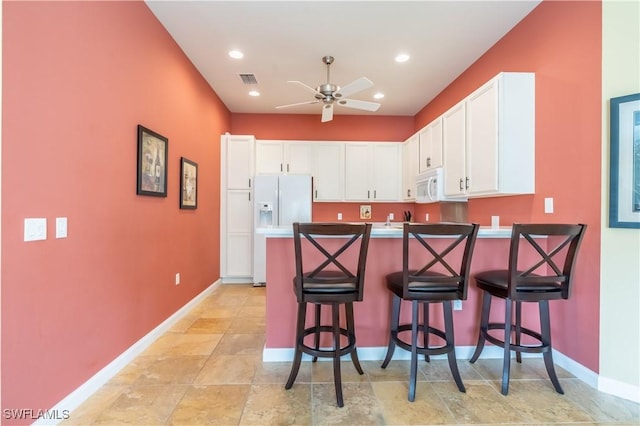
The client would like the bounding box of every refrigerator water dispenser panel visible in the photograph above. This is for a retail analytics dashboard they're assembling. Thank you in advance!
[258,202,274,227]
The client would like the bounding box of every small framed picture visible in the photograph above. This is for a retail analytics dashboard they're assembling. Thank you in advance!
[360,205,371,220]
[180,157,198,209]
[137,125,168,197]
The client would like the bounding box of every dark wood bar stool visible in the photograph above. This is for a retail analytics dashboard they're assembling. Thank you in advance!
[381,222,479,402]
[285,222,372,407]
[469,223,587,395]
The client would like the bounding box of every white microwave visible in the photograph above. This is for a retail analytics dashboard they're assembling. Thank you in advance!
[416,168,467,204]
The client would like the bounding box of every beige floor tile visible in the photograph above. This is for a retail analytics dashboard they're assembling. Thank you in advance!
[168,314,199,333]
[92,384,188,425]
[364,360,427,383]
[61,384,128,425]
[237,304,266,318]
[186,317,233,334]
[310,360,369,384]
[227,315,265,334]
[312,382,385,424]
[143,333,223,357]
[560,378,640,422]
[194,354,260,384]
[196,305,240,319]
[244,294,267,307]
[469,357,551,381]
[432,381,529,424]
[213,333,266,356]
[253,361,312,384]
[131,355,208,385]
[168,384,250,425]
[420,358,486,382]
[371,381,456,425]
[240,383,312,425]
[493,379,595,423]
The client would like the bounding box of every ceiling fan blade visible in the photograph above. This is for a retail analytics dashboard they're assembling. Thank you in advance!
[337,98,381,112]
[288,80,321,96]
[275,100,320,109]
[321,103,334,122]
[334,77,374,99]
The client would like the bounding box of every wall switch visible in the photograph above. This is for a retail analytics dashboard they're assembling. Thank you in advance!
[388,213,394,220]
[453,300,463,311]
[56,217,68,238]
[425,213,429,222]
[175,273,180,285]
[544,197,554,213]
[337,213,343,220]
[24,218,47,242]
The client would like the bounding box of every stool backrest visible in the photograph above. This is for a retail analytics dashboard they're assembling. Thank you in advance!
[293,222,372,302]
[508,223,587,300]
[402,223,479,300]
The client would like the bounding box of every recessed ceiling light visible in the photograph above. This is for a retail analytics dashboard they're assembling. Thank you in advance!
[373,92,385,99]
[249,90,260,97]
[395,53,410,63]
[229,50,244,59]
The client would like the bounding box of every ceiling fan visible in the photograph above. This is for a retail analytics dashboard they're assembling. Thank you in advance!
[276,56,381,123]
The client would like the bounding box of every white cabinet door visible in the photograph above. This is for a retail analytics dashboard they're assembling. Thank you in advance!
[418,118,443,173]
[312,143,344,201]
[226,190,253,233]
[226,234,252,277]
[255,141,312,174]
[224,189,253,278]
[285,143,312,174]
[373,144,400,201]
[402,134,419,200]
[226,135,254,189]
[255,141,284,174]
[345,144,371,200]
[442,103,467,197]
[345,143,400,201]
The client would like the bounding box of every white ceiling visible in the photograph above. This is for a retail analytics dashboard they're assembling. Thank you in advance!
[146,1,540,119]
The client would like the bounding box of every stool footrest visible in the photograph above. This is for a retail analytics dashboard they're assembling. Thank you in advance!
[392,323,452,356]
[483,322,550,354]
[297,325,357,359]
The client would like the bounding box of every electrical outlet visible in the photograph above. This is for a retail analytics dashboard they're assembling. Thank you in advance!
[544,197,554,213]
[24,218,47,242]
[175,273,180,285]
[337,213,343,220]
[389,213,394,220]
[56,217,68,238]
[453,300,462,311]
[425,213,429,222]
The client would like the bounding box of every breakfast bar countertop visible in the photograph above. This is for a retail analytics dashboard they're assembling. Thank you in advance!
[256,223,512,238]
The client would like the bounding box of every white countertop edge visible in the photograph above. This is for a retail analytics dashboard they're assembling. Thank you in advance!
[256,225,512,238]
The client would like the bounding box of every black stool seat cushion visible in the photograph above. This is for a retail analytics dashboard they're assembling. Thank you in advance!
[295,270,358,294]
[386,271,461,294]
[475,270,563,293]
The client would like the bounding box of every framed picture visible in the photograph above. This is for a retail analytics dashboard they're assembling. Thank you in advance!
[609,93,640,228]
[137,125,168,197]
[180,157,198,209]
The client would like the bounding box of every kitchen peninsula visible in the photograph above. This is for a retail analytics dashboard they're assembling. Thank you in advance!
[258,224,518,361]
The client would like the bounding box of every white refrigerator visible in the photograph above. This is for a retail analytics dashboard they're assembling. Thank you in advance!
[253,174,312,285]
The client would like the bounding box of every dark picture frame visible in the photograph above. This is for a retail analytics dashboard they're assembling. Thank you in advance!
[137,125,168,197]
[609,93,640,228]
[180,157,198,209]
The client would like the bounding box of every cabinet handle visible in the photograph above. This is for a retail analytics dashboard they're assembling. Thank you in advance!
[367,190,370,199]
[280,163,283,172]
[465,177,470,190]
[427,157,431,167]
[374,190,377,199]
[248,192,251,201]
[287,164,290,172]
[407,189,411,197]
[249,178,251,188]
[459,178,464,191]
[315,189,318,198]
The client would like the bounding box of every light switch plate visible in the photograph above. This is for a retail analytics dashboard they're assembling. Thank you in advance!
[56,217,68,238]
[24,218,47,241]
[544,197,554,214]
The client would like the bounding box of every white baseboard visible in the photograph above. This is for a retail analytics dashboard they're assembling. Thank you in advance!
[34,280,221,426]
[598,375,640,403]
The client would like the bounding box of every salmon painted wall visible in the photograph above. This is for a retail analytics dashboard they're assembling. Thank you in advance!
[414,2,601,372]
[2,1,230,418]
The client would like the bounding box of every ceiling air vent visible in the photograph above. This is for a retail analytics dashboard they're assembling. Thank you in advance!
[239,74,258,85]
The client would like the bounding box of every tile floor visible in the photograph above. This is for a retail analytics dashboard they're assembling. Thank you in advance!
[63,284,639,425]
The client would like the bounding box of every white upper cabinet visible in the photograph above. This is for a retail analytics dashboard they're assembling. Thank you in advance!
[255,140,312,174]
[418,118,443,173]
[345,142,400,201]
[402,134,419,201]
[443,72,535,198]
[312,143,345,201]
[226,135,255,189]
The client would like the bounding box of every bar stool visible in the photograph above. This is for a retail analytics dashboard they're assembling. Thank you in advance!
[469,223,587,395]
[285,222,372,407]
[381,222,479,401]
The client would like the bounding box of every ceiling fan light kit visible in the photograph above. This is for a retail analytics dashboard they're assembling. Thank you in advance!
[276,55,381,122]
